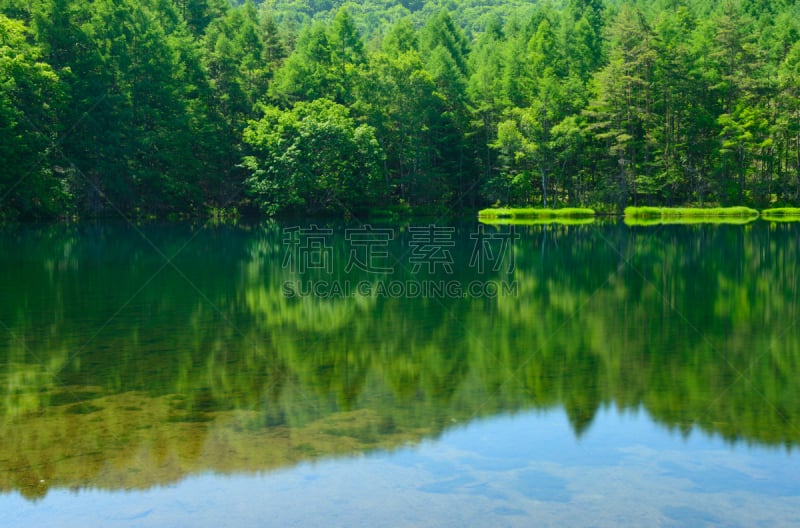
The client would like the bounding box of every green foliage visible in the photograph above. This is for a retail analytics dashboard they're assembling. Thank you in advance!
[0,14,66,219]
[242,98,385,215]
[2,0,800,217]
[270,8,368,106]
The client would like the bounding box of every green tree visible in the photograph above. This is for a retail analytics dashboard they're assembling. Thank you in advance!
[775,39,800,202]
[419,10,474,209]
[329,7,367,104]
[650,5,702,204]
[706,2,767,203]
[468,20,505,195]
[583,6,657,210]
[563,0,605,81]
[356,47,439,205]
[499,21,533,108]
[29,0,221,215]
[0,14,65,219]
[381,15,418,56]
[172,0,227,37]
[204,1,270,121]
[242,98,385,215]
[270,8,367,105]
[270,22,334,103]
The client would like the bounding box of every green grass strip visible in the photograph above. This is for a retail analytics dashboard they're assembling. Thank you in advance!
[761,207,800,218]
[479,217,595,226]
[624,216,758,226]
[478,207,596,219]
[624,206,759,218]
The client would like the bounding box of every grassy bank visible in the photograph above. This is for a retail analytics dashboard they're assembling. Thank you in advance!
[761,207,800,221]
[479,217,596,226]
[477,207,596,219]
[624,206,760,218]
[624,216,758,226]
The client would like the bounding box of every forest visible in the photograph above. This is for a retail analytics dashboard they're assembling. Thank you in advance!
[2,0,800,219]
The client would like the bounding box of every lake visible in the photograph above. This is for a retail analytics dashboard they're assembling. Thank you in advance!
[1,219,799,527]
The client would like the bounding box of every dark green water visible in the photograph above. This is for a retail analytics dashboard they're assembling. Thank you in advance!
[1,220,799,526]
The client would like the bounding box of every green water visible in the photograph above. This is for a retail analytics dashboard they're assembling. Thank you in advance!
[1,220,799,525]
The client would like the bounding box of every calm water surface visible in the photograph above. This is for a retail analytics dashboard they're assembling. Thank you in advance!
[1,220,799,527]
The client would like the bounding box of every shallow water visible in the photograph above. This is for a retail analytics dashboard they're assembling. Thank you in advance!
[1,220,799,526]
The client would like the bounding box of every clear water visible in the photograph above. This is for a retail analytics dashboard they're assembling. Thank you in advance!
[1,220,799,526]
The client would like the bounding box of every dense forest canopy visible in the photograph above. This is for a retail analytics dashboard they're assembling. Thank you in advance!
[2,0,800,219]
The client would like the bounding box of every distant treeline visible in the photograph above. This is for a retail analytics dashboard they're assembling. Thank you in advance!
[2,0,800,219]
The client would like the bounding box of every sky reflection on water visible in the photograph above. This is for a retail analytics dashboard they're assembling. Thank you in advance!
[4,407,799,528]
